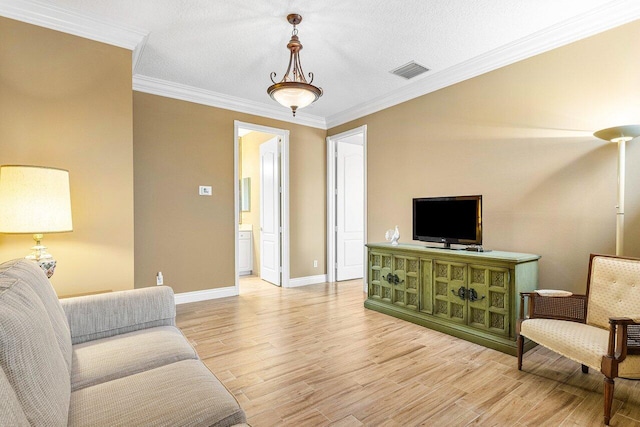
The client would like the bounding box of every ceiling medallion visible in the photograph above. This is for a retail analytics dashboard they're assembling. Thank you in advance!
[267,14,323,117]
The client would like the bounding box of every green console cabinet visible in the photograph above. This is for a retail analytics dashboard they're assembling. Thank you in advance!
[365,243,540,355]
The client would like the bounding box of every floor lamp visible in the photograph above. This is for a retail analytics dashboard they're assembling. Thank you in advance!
[593,125,640,256]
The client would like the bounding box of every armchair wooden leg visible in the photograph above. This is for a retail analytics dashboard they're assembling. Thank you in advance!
[581,364,589,374]
[517,334,524,370]
[604,377,614,426]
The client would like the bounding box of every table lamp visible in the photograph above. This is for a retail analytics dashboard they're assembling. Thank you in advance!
[0,165,73,278]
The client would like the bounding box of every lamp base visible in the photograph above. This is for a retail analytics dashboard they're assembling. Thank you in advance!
[25,234,57,278]
[25,255,57,278]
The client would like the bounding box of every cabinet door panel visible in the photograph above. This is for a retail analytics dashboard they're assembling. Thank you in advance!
[238,236,252,273]
[380,254,393,302]
[392,256,419,311]
[468,265,510,336]
[368,251,384,301]
[433,261,467,324]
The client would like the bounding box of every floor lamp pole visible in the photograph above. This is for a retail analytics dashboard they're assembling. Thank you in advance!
[593,125,640,257]
[616,139,625,256]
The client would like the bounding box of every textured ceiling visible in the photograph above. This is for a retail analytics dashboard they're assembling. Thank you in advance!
[21,0,638,125]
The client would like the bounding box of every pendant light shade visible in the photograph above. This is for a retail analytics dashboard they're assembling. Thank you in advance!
[269,83,320,111]
[267,14,323,116]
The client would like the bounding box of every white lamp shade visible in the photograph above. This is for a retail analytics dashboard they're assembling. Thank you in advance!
[272,86,318,110]
[0,165,73,233]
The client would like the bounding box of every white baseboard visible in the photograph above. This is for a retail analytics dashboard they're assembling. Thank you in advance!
[287,274,328,288]
[174,286,238,305]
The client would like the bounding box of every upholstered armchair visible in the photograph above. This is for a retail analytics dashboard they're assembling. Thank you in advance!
[516,254,640,426]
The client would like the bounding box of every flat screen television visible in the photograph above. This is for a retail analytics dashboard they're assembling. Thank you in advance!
[412,195,482,248]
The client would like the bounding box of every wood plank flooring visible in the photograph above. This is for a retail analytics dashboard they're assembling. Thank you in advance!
[176,277,640,426]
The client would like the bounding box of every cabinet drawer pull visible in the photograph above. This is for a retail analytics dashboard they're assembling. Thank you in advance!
[452,287,466,301]
[384,273,404,285]
[468,288,485,302]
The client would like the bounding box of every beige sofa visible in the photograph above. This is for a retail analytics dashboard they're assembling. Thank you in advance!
[0,259,247,426]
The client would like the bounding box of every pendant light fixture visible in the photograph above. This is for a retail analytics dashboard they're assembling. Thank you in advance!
[267,14,323,117]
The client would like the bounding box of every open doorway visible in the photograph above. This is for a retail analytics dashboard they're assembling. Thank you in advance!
[326,125,367,289]
[234,121,290,290]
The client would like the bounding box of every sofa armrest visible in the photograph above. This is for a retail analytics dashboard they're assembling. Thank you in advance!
[60,286,176,344]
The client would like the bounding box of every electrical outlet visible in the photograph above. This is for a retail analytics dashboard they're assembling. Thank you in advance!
[313,260,318,268]
[199,186,212,196]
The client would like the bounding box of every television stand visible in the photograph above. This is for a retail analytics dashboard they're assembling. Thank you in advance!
[365,242,540,355]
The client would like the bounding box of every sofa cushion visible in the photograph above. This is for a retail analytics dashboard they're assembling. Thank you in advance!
[71,325,198,391]
[69,359,246,426]
[0,366,29,427]
[0,259,72,373]
[0,275,71,426]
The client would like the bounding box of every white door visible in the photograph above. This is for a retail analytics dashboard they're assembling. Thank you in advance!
[336,140,364,281]
[260,137,280,286]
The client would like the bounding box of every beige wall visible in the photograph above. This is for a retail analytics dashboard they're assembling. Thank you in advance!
[240,131,277,275]
[329,21,640,294]
[0,18,134,296]
[290,126,328,276]
[133,93,326,292]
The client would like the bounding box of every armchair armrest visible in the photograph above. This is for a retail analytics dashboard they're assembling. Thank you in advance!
[60,286,176,344]
[609,316,640,324]
[519,292,587,323]
[606,317,640,361]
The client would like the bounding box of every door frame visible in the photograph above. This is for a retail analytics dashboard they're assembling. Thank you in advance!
[234,120,290,290]
[326,125,367,289]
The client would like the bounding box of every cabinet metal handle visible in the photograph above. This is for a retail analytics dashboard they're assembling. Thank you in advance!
[452,286,466,301]
[384,273,404,285]
[468,288,485,302]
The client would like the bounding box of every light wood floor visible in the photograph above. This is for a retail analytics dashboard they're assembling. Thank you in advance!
[176,277,640,426]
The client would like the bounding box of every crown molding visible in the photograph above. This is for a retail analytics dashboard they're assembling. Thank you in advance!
[132,34,149,74]
[325,0,640,128]
[0,0,147,50]
[133,75,327,129]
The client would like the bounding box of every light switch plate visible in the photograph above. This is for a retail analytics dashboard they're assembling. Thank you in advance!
[199,186,212,196]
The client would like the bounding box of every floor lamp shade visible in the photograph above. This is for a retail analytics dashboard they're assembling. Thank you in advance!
[0,165,73,278]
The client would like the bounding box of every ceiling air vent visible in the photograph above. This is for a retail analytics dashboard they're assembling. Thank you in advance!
[390,61,430,80]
